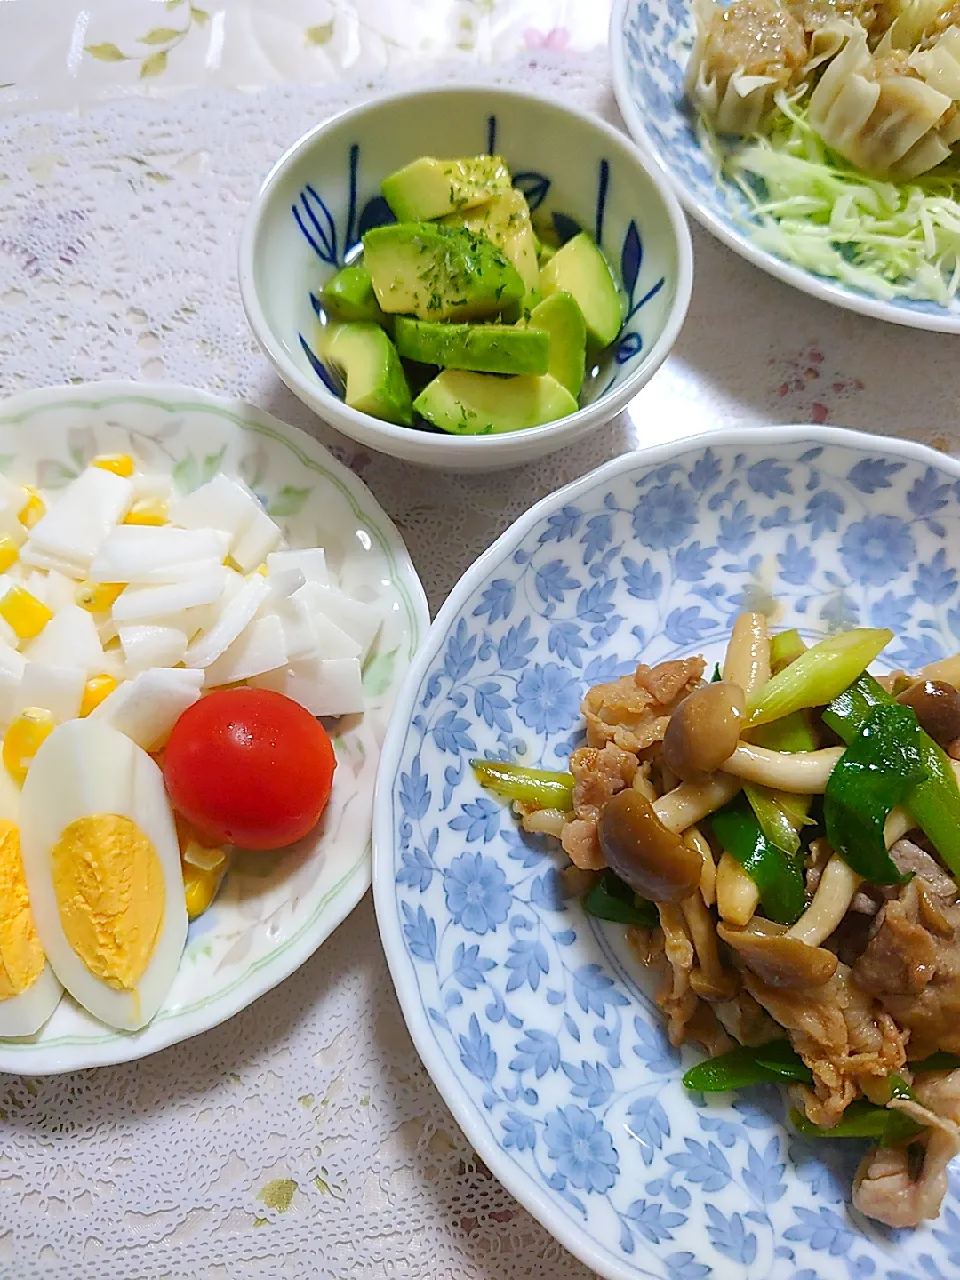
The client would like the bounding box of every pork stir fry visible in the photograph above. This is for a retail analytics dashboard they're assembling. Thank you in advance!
[474,616,960,1228]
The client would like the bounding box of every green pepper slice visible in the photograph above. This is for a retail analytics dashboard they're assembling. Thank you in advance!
[582,869,658,927]
[709,799,806,924]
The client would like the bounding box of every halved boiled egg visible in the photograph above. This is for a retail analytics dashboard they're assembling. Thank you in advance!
[19,718,187,1030]
[0,762,62,1037]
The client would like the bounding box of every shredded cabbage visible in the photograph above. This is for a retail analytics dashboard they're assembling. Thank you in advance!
[699,92,960,305]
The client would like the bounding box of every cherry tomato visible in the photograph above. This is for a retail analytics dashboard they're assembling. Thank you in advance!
[163,688,336,850]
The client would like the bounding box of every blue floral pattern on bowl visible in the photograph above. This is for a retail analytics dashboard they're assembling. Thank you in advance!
[374,427,960,1280]
[292,114,665,404]
[611,0,960,330]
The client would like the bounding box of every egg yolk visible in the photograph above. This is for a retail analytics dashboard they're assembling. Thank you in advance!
[51,815,165,991]
[0,820,45,1000]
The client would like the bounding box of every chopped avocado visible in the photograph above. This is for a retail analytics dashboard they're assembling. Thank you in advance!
[443,188,540,307]
[394,317,549,376]
[322,265,388,326]
[540,232,623,348]
[322,322,413,426]
[413,370,578,435]
[527,292,586,397]
[362,222,524,322]
[381,155,512,222]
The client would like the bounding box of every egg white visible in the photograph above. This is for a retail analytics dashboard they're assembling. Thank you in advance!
[0,761,62,1038]
[19,718,187,1031]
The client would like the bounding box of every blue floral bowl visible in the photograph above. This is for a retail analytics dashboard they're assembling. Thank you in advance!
[373,426,960,1280]
[239,85,692,469]
[610,0,960,333]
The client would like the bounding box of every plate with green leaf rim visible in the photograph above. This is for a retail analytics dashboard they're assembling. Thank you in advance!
[0,382,428,1074]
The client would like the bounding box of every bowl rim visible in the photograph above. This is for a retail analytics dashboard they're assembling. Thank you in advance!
[372,421,960,1280]
[238,81,695,461]
[608,0,960,336]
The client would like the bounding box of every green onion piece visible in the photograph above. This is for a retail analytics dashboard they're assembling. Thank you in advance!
[471,759,574,810]
[582,870,658,927]
[824,674,960,879]
[791,1099,925,1145]
[745,628,892,728]
[886,1074,917,1103]
[909,1051,960,1072]
[683,1041,812,1091]
[752,708,819,755]
[709,799,806,924]
[770,628,807,673]
[824,702,928,884]
[743,782,801,856]
[711,663,722,682]
[751,1040,814,1084]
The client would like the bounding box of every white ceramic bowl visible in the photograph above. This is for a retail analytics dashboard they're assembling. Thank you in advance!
[610,0,960,332]
[239,85,692,470]
[0,382,428,1074]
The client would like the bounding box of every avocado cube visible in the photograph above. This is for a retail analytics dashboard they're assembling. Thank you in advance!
[362,222,524,322]
[381,155,512,222]
[322,322,413,426]
[527,292,586,397]
[443,189,540,307]
[540,232,624,349]
[394,317,549,376]
[322,265,388,327]
[413,370,578,435]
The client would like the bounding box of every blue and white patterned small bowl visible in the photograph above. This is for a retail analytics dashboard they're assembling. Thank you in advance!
[610,0,960,333]
[239,85,692,470]
[374,425,960,1280]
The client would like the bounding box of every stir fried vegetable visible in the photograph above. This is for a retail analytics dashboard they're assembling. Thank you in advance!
[745,628,892,727]
[911,1051,960,1072]
[471,759,573,810]
[582,869,658,926]
[683,1040,812,1091]
[745,708,819,854]
[824,702,928,884]
[791,1100,925,1146]
[769,628,807,673]
[824,675,960,879]
[709,799,806,924]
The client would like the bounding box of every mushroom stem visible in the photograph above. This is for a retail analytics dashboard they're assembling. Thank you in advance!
[786,854,860,946]
[684,824,716,907]
[884,806,912,848]
[723,612,771,695]
[653,773,742,833]
[721,743,843,792]
[682,890,738,999]
[716,851,760,926]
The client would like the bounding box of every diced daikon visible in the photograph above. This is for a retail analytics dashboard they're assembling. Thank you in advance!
[0,502,26,549]
[231,509,283,572]
[111,568,228,625]
[204,614,288,687]
[89,526,229,583]
[24,605,105,675]
[297,583,381,659]
[254,656,364,718]
[14,662,85,723]
[265,567,305,601]
[92,667,203,750]
[266,548,329,587]
[18,545,84,578]
[25,468,133,569]
[0,476,27,514]
[131,473,173,504]
[184,575,271,668]
[168,473,260,542]
[118,624,189,673]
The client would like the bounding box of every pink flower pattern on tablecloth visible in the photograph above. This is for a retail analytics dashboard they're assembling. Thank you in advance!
[522,26,572,50]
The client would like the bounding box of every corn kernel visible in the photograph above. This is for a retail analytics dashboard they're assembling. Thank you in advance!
[80,674,118,717]
[92,453,135,477]
[75,581,125,612]
[0,587,52,640]
[3,707,55,785]
[18,487,45,529]
[123,501,168,527]
[0,536,19,574]
[182,859,228,919]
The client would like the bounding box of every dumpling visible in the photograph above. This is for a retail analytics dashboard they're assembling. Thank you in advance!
[687,0,809,135]
[808,21,954,176]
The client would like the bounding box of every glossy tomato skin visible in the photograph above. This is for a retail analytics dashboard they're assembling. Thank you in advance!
[163,688,336,850]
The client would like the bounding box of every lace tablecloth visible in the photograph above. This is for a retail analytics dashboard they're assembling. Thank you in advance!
[1,46,960,1280]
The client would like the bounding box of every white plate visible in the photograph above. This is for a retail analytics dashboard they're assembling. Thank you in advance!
[0,382,427,1074]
